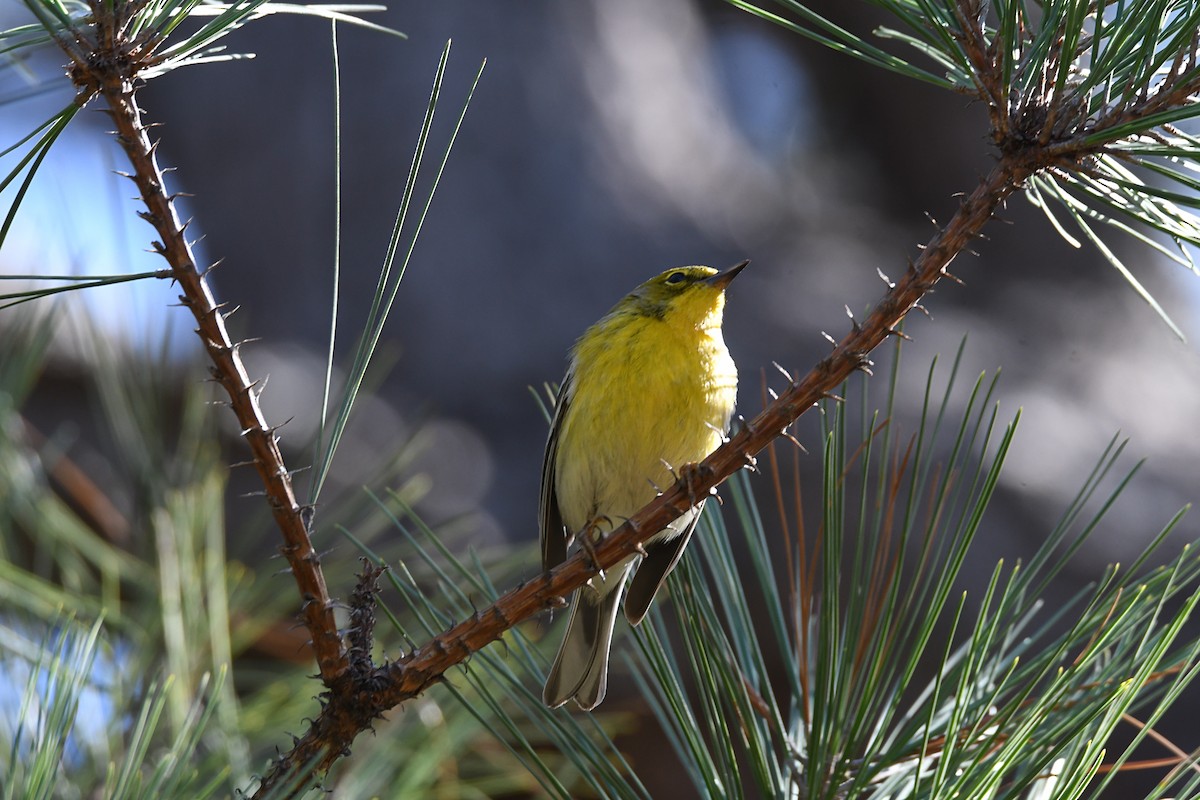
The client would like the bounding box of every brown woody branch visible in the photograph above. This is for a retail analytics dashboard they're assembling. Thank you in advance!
[56,0,348,684]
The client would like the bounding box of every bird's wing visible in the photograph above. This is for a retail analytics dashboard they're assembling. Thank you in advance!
[622,501,705,626]
[540,374,572,571]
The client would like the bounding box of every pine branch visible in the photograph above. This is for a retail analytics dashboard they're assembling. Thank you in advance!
[51,0,348,685]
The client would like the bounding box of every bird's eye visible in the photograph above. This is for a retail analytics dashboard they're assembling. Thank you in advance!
[665,271,687,285]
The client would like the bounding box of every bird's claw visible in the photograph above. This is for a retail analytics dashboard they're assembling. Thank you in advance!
[678,461,716,507]
[578,517,609,580]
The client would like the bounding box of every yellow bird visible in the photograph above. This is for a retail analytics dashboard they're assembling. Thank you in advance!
[541,261,745,710]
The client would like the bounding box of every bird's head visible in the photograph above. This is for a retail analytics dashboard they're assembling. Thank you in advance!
[624,260,748,324]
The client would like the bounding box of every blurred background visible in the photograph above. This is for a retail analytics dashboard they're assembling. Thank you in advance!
[3,0,1200,795]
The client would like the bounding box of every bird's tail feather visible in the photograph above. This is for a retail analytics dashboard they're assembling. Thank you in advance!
[543,568,629,710]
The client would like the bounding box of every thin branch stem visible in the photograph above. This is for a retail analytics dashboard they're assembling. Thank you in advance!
[67,0,348,684]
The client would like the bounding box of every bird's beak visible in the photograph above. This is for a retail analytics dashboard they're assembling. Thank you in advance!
[707,259,749,290]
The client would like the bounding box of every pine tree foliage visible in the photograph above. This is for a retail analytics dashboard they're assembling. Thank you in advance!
[631,345,1200,799]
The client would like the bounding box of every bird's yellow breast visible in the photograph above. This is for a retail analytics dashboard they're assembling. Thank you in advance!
[554,296,737,534]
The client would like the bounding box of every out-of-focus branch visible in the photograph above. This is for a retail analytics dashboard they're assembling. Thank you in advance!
[21,416,131,545]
